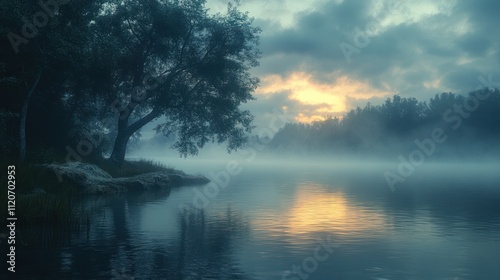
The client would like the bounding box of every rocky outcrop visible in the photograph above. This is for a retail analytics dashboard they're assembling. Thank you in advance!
[166,170,211,186]
[41,162,208,195]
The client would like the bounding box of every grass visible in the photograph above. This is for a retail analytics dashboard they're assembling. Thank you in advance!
[90,157,178,178]
[15,194,89,247]
[0,160,88,247]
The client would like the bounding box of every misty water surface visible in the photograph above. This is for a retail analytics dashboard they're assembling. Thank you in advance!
[15,159,500,279]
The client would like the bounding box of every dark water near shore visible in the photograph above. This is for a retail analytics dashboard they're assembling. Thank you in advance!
[10,160,500,279]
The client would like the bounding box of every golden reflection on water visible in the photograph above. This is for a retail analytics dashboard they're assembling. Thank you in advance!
[252,184,388,239]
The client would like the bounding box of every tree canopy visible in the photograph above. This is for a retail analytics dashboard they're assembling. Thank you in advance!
[0,0,261,164]
[93,0,261,164]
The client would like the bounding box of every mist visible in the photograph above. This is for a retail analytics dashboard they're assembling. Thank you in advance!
[2,0,500,279]
[129,90,500,179]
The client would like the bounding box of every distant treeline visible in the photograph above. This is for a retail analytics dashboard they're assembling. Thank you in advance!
[269,90,500,159]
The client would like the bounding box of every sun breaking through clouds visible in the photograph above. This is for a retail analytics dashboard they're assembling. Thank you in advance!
[207,0,500,129]
[256,72,389,122]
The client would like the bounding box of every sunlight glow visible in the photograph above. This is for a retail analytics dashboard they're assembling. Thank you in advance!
[252,184,387,239]
[257,72,389,123]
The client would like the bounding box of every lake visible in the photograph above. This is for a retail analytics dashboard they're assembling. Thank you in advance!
[12,159,500,279]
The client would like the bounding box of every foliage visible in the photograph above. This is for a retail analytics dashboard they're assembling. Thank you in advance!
[0,0,110,159]
[91,0,261,164]
[0,0,261,165]
[270,90,500,158]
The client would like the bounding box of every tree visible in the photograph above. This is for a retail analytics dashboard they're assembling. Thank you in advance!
[0,0,104,161]
[91,0,260,165]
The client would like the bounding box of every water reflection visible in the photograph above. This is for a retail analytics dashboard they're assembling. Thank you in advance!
[65,194,252,279]
[252,183,387,240]
[10,165,500,279]
[174,206,251,280]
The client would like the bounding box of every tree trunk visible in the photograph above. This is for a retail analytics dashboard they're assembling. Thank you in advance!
[108,107,159,166]
[19,74,41,162]
[109,132,132,166]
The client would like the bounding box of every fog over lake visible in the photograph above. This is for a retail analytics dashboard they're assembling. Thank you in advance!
[11,155,500,279]
[2,0,500,279]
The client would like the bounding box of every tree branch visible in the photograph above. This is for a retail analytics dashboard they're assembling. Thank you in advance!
[127,19,143,45]
[126,108,160,136]
[178,23,194,63]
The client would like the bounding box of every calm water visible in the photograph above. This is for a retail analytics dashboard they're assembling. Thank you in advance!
[12,159,500,279]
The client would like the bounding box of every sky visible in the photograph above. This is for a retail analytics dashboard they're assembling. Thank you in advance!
[204,0,500,131]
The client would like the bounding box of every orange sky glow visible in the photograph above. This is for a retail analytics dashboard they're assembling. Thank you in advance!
[256,71,390,123]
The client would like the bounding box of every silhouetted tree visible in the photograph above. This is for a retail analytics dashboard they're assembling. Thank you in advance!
[88,0,260,165]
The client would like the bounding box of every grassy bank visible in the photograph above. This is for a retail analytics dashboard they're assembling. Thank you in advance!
[0,156,177,247]
[91,158,178,178]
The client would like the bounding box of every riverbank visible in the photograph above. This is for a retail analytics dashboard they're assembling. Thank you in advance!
[42,161,209,194]
[0,158,209,248]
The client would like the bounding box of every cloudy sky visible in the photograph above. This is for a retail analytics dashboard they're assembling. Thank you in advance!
[205,0,500,130]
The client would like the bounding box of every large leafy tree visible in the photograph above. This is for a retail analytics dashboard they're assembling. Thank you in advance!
[0,0,104,161]
[92,0,261,165]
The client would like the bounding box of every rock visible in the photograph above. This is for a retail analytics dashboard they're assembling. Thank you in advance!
[41,162,127,194]
[78,179,129,194]
[169,173,210,186]
[43,162,112,180]
[112,172,171,192]
[41,162,208,195]
[165,169,210,186]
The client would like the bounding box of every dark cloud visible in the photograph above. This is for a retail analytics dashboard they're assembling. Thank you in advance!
[456,34,491,56]
[253,0,500,100]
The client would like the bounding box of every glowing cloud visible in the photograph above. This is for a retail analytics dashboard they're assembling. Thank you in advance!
[256,71,389,123]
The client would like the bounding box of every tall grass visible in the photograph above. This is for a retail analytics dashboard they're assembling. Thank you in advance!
[90,157,178,178]
[1,160,85,247]
[15,194,89,247]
